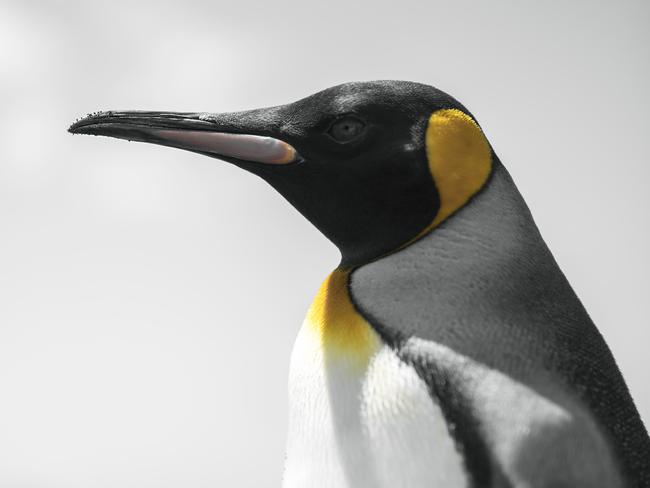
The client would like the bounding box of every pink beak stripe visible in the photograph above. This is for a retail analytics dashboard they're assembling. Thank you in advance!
[150,129,297,165]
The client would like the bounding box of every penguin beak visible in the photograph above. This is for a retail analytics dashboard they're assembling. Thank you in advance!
[68,110,298,165]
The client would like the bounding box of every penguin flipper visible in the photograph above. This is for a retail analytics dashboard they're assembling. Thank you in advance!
[397,336,630,487]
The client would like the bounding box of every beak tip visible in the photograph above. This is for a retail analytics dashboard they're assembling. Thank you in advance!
[68,111,113,134]
[67,123,91,135]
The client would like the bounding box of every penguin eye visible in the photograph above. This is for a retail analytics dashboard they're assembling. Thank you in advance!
[327,116,366,143]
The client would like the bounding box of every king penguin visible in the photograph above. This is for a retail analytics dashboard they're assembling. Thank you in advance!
[69,81,650,488]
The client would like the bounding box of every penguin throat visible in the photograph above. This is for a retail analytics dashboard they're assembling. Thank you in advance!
[306,269,380,368]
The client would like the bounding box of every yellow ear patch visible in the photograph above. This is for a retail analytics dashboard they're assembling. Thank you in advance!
[306,269,380,369]
[418,108,492,236]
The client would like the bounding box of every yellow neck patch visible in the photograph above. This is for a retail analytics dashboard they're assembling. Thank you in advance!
[306,269,380,368]
[417,108,492,238]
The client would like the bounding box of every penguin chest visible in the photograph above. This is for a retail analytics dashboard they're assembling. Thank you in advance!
[282,271,467,488]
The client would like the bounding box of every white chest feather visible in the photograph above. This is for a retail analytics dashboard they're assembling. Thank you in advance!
[282,318,467,488]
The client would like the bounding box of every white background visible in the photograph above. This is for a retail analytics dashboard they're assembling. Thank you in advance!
[1,1,648,486]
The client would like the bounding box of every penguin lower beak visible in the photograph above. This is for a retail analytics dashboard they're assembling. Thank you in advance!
[68,111,298,165]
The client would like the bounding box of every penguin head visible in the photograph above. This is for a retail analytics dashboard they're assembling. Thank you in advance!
[70,81,493,266]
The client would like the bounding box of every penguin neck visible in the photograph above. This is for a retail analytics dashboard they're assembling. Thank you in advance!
[417,160,544,266]
[351,160,568,340]
[410,160,557,284]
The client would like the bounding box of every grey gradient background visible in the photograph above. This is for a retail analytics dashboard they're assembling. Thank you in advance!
[1,1,648,486]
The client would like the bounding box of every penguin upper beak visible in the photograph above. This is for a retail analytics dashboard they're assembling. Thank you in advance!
[68,110,299,165]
